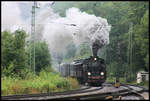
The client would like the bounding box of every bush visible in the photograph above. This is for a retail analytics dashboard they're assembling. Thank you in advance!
[2,76,19,95]
[2,61,15,77]
[137,81,149,87]
[1,70,80,96]
[25,72,38,80]
[20,66,31,79]
[66,77,79,89]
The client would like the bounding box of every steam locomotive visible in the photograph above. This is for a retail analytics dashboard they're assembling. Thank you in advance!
[59,42,106,86]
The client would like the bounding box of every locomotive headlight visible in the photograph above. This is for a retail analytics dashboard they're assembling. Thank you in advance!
[88,72,91,75]
[94,58,97,61]
[101,72,104,76]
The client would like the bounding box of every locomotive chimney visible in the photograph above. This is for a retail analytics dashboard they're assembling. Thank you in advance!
[92,41,100,57]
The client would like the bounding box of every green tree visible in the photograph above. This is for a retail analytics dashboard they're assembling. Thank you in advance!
[64,43,76,59]
[76,43,92,58]
[2,31,15,77]
[134,10,149,71]
[30,41,52,73]
[2,30,27,77]
[2,31,15,68]
[13,30,27,74]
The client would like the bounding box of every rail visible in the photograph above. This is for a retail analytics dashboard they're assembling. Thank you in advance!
[1,83,149,100]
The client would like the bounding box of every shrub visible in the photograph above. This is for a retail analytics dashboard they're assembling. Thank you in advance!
[1,71,80,96]
[66,77,79,89]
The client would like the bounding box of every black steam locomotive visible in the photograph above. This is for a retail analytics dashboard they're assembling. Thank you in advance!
[59,42,106,86]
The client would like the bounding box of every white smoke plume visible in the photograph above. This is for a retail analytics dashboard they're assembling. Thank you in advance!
[35,7,59,41]
[2,2,111,61]
[42,7,111,55]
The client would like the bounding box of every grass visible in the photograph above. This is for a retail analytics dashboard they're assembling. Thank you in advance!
[106,77,149,88]
[1,70,80,96]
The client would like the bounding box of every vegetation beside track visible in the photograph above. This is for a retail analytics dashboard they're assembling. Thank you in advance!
[106,77,149,88]
[1,30,80,96]
[2,70,79,96]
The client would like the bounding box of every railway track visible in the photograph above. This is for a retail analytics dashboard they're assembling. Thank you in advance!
[1,83,149,100]
[1,85,101,100]
[116,83,149,100]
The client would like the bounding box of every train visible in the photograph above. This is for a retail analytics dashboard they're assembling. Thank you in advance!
[59,42,106,86]
[59,55,106,86]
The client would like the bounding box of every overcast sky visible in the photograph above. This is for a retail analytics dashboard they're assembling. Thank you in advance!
[1,1,53,32]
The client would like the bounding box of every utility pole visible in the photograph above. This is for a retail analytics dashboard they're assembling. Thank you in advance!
[116,36,120,83]
[30,2,39,74]
[30,1,55,74]
[130,22,133,80]
[127,22,133,81]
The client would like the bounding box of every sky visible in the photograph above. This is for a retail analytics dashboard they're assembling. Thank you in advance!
[1,1,53,32]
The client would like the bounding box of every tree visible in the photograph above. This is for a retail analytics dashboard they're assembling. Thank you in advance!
[13,30,27,74]
[2,30,27,77]
[76,43,92,58]
[33,41,51,73]
[134,9,149,71]
[64,43,76,59]
[2,31,15,68]
[2,31,15,77]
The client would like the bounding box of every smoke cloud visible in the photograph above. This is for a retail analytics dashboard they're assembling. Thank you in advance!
[2,2,111,64]
[42,7,111,55]
[35,7,59,41]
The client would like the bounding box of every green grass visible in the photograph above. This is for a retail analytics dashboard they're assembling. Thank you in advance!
[106,77,149,88]
[1,70,80,96]
[135,81,149,88]
[106,77,134,83]
[106,77,116,83]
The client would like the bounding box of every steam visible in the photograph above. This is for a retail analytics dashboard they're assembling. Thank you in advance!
[42,7,111,55]
[35,7,59,40]
[2,2,111,64]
